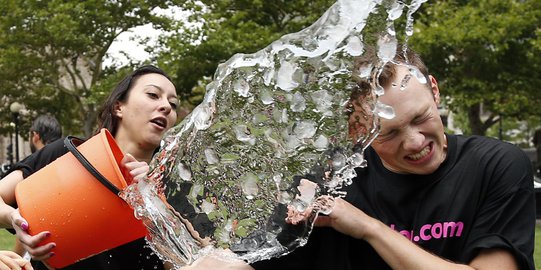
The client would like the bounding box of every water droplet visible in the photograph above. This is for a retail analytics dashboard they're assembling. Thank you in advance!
[313,135,329,151]
[233,77,251,97]
[290,92,306,112]
[233,125,256,145]
[345,36,363,56]
[387,1,404,20]
[375,85,385,96]
[240,173,259,199]
[276,60,299,91]
[376,102,395,119]
[193,104,214,130]
[409,66,427,84]
[377,33,397,63]
[310,90,333,113]
[292,120,317,139]
[177,162,192,181]
[204,148,219,165]
[260,89,274,105]
[358,64,372,79]
[201,200,216,214]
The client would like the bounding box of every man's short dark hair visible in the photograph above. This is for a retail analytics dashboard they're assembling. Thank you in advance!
[30,115,62,145]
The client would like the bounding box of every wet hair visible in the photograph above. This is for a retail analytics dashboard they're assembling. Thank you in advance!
[96,65,174,136]
[353,44,430,90]
[30,115,62,144]
[379,44,430,89]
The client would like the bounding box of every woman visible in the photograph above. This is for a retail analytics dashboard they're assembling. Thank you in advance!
[0,65,178,269]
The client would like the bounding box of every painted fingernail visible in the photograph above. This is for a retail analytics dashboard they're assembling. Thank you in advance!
[49,252,55,258]
[45,232,51,237]
[21,222,28,231]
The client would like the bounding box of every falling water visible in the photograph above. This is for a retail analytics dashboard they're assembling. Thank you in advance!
[122,0,427,268]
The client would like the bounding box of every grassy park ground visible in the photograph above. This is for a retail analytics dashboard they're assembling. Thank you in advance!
[1,226,540,268]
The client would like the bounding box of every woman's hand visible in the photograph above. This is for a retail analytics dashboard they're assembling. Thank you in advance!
[0,250,33,270]
[10,210,55,261]
[121,154,150,183]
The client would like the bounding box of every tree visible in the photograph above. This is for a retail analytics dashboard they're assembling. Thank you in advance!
[0,0,182,137]
[410,0,541,136]
[156,0,335,109]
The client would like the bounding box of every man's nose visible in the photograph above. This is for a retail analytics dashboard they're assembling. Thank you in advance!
[402,128,425,151]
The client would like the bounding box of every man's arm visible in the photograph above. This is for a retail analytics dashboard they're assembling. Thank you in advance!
[315,198,518,270]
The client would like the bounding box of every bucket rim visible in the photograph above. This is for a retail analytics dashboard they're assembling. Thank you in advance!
[99,128,129,190]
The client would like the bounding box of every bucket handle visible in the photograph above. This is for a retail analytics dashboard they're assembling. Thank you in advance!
[64,136,121,195]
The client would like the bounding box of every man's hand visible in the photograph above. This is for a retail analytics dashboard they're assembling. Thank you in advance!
[313,197,375,240]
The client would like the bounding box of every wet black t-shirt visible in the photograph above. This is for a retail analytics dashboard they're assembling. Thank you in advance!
[12,137,165,270]
[252,134,535,270]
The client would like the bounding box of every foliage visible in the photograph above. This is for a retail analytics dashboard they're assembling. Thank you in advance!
[156,0,335,109]
[411,0,541,135]
[0,0,182,137]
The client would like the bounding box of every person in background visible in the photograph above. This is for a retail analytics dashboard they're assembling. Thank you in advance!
[28,115,62,154]
[0,65,179,270]
[184,45,535,270]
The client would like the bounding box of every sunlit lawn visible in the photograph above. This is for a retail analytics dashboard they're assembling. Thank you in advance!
[1,226,540,267]
[533,225,541,269]
[0,229,15,251]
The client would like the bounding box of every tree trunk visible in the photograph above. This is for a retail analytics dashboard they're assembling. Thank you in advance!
[467,104,486,136]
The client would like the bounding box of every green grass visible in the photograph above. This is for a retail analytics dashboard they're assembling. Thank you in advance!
[0,229,15,250]
[533,225,541,269]
[0,226,540,268]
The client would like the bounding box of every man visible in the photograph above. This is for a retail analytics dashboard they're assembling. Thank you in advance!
[187,46,535,270]
[28,115,62,153]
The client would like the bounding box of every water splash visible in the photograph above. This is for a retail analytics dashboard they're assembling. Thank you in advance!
[122,0,426,267]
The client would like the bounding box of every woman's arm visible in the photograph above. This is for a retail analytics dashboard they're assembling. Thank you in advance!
[0,170,23,227]
[0,170,55,261]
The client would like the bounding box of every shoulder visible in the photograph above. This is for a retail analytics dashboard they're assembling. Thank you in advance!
[453,134,533,188]
[23,137,69,177]
[453,135,527,162]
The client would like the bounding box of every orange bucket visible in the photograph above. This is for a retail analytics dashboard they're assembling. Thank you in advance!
[15,129,148,268]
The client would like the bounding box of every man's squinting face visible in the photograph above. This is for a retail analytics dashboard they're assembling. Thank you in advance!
[371,66,447,175]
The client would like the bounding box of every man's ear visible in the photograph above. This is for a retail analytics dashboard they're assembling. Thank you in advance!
[31,131,41,144]
[429,75,441,105]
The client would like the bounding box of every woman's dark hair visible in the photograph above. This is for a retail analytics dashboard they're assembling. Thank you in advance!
[96,65,174,136]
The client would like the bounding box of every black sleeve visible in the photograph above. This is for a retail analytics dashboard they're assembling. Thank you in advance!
[6,155,34,178]
[17,137,68,178]
[463,143,535,270]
